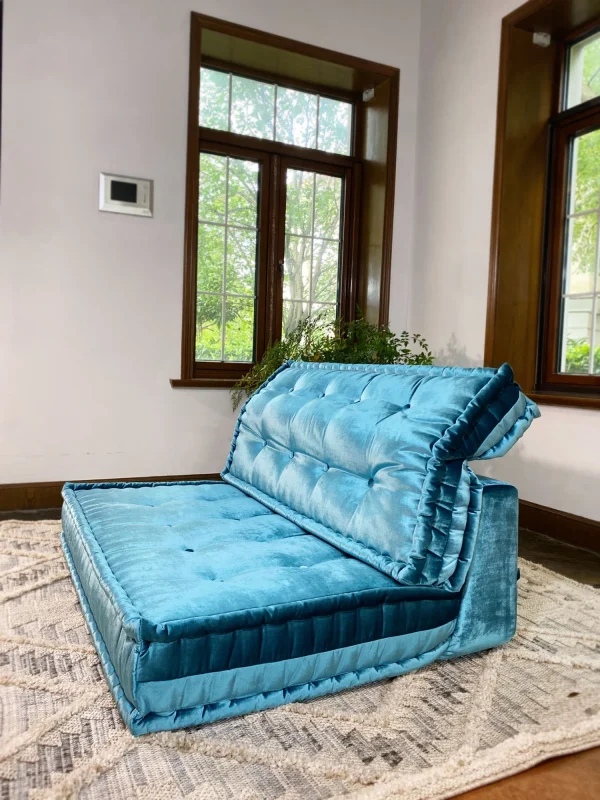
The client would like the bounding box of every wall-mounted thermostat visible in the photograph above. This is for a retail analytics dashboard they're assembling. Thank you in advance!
[99,173,153,217]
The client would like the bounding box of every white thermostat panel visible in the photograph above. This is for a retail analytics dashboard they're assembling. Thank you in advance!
[99,173,153,217]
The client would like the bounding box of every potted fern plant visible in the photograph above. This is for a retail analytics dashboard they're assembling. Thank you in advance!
[231,314,433,410]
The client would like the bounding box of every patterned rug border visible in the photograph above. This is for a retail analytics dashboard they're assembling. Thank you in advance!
[343,717,600,800]
[0,521,599,800]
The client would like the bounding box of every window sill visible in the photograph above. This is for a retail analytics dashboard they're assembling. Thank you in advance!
[529,391,600,410]
[170,378,238,389]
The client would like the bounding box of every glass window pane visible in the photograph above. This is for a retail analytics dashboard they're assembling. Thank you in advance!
[228,158,259,228]
[199,68,230,130]
[317,97,352,155]
[310,303,337,327]
[565,213,598,294]
[284,234,311,302]
[196,294,223,361]
[571,129,600,213]
[567,33,600,109]
[226,228,257,295]
[561,296,593,373]
[312,239,340,303]
[197,152,261,363]
[313,174,342,239]
[283,300,309,336]
[198,153,227,223]
[276,87,317,149]
[197,223,225,293]
[230,75,275,140]
[285,170,314,237]
[224,297,255,362]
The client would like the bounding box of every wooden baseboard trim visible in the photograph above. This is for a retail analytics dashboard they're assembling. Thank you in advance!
[0,474,223,512]
[519,499,600,554]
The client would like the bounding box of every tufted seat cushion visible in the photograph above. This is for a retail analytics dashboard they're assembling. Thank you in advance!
[61,361,539,734]
[224,361,539,589]
[62,481,461,723]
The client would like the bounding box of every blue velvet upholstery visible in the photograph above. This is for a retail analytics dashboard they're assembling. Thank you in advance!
[61,362,538,735]
[224,361,538,588]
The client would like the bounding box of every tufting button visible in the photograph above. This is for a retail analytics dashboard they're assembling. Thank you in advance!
[183,547,194,553]
[353,399,360,404]
[323,464,329,472]
[367,478,375,487]
[289,388,294,393]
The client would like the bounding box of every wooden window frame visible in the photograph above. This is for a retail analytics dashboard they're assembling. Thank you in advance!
[171,12,399,389]
[540,100,600,393]
[485,0,600,410]
[192,139,272,383]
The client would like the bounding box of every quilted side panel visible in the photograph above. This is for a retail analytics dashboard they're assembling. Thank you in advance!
[223,361,538,588]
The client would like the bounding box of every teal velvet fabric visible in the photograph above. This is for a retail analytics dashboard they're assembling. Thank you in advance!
[223,361,539,589]
[61,481,460,690]
[63,533,456,735]
[60,362,539,735]
[444,477,519,657]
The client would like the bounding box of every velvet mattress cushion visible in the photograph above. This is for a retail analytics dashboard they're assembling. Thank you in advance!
[223,361,539,589]
[61,481,461,686]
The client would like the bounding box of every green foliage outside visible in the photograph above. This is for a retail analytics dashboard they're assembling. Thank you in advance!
[577,34,600,105]
[230,314,433,411]
[196,69,354,364]
[564,337,600,374]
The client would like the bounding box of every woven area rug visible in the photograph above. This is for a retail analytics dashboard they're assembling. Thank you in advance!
[0,520,599,800]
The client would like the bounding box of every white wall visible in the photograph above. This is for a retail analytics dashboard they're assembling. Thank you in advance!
[0,0,421,482]
[412,0,600,522]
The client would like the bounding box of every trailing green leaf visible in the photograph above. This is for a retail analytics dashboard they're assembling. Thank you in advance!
[230,313,433,410]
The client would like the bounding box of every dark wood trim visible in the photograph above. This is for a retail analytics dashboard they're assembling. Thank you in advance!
[170,377,239,388]
[564,13,600,44]
[345,162,362,321]
[520,498,600,553]
[485,0,600,407]
[502,0,550,26]
[484,16,511,367]
[192,11,398,79]
[176,12,400,388]
[540,99,600,394]
[530,390,600,408]
[0,474,223,513]
[180,15,203,381]
[379,71,399,327]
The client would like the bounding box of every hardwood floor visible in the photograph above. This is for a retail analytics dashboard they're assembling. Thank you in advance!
[458,746,600,799]
[456,528,600,799]
[2,512,598,797]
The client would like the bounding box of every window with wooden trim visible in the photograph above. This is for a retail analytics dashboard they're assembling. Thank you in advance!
[171,13,399,389]
[542,26,600,394]
[486,0,600,410]
[195,69,353,369]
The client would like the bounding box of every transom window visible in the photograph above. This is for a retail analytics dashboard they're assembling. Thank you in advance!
[199,67,353,155]
[172,12,400,389]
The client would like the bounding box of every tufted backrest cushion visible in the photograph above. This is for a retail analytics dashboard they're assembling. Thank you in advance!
[222,361,539,589]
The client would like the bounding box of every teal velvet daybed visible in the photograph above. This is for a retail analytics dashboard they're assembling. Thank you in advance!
[61,361,539,735]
